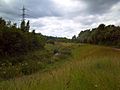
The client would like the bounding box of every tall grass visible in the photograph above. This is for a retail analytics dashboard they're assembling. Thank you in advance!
[0,44,120,90]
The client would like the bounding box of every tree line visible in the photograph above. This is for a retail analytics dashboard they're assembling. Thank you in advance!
[0,18,46,56]
[73,24,120,47]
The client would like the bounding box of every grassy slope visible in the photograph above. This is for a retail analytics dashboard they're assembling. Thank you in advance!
[0,44,120,90]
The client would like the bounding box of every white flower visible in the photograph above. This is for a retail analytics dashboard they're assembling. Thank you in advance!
[3,71,6,74]
[37,62,41,64]
[94,84,98,88]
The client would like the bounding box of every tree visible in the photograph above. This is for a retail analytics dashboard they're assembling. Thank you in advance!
[72,35,77,40]
[26,20,30,32]
[0,17,6,30]
[12,23,17,29]
[0,18,46,56]
[72,35,77,42]
[32,30,35,35]
[20,20,26,32]
[7,21,11,27]
[98,24,105,30]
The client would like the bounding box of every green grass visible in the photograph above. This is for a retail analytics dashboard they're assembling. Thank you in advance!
[0,44,120,90]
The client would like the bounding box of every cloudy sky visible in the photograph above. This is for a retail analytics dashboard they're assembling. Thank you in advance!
[0,0,120,38]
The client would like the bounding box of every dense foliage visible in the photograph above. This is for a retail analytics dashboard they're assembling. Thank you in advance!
[0,18,72,80]
[0,18,46,56]
[0,42,72,80]
[0,18,46,79]
[75,24,120,47]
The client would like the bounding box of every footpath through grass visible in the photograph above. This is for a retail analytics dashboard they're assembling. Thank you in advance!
[0,44,120,90]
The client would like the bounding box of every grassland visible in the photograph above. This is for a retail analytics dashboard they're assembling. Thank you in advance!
[0,44,120,90]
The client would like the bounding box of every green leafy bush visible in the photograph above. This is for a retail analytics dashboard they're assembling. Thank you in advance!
[0,18,46,56]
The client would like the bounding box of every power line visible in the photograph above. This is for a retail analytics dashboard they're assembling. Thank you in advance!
[21,5,27,21]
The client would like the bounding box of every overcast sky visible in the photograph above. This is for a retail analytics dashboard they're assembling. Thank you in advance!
[0,0,120,38]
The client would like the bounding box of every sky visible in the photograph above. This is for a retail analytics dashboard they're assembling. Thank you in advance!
[0,0,120,38]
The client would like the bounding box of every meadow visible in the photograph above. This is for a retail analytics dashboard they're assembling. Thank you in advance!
[0,43,120,90]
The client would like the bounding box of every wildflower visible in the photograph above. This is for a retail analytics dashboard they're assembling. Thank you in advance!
[37,62,41,64]
[1,63,5,66]
[9,63,12,66]
[25,63,28,65]
[16,68,19,71]
[22,63,24,66]
[3,71,6,74]
[94,84,98,88]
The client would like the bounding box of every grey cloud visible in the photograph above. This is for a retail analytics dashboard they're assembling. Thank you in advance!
[83,0,120,14]
[24,0,61,18]
[0,0,61,20]
[0,1,21,20]
[0,0,120,38]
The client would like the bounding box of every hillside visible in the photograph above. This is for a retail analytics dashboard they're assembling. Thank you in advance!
[0,44,120,90]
